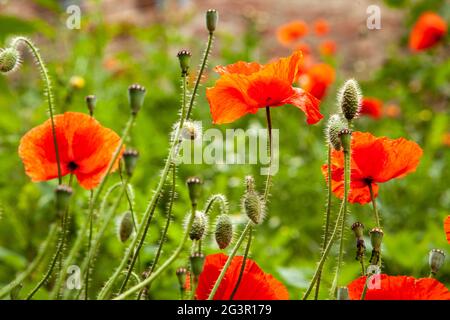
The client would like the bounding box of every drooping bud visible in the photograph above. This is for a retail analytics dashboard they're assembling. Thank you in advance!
[176,267,188,290]
[128,84,146,116]
[55,185,73,217]
[338,129,352,153]
[369,227,383,265]
[186,177,202,207]
[190,253,205,277]
[69,75,85,90]
[215,214,233,249]
[123,149,139,176]
[338,79,362,121]
[119,211,133,242]
[177,49,191,76]
[326,114,347,151]
[181,120,202,141]
[243,176,264,224]
[337,287,350,300]
[0,47,21,73]
[189,211,207,241]
[85,95,96,116]
[206,9,218,33]
[429,249,445,275]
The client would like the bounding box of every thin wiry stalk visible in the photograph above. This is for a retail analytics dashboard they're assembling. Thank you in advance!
[229,226,252,300]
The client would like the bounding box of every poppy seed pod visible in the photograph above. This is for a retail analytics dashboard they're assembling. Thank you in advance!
[0,47,21,73]
[338,79,361,121]
[351,222,364,239]
[128,84,146,115]
[189,211,207,241]
[186,176,202,206]
[176,267,188,289]
[326,114,347,151]
[243,176,264,225]
[206,9,218,33]
[119,211,133,242]
[55,185,73,217]
[337,287,350,300]
[123,149,139,176]
[215,214,233,249]
[429,249,445,275]
[369,227,384,251]
[177,49,191,76]
[190,253,206,277]
[338,129,352,153]
[85,95,96,116]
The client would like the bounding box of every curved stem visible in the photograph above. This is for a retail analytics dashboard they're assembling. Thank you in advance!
[11,37,62,183]
[314,146,332,300]
[207,221,252,300]
[368,183,380,228]
[0,224,58,299]
[229,226,253,300]
[204,194,228,216]
[113,205,197,300]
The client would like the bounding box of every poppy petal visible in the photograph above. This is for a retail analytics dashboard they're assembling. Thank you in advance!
[444,216,450,244]
[214,61,262,75]
[284,88,323,124]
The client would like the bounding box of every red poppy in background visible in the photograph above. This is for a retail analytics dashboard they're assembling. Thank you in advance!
[300,63,335,100]
[19,112,124,190]
[360,97,383,119]
[314,19,330,36]
[348,275,450,300]
[409,12,447,51]
[384,103,401,118]
[207,51,322,124]
[322,131,423,204]
[194,253,289,300]
[295,42,311,57]
[445,216,450,244]
[319,40,337,56]
[277,20,308,46]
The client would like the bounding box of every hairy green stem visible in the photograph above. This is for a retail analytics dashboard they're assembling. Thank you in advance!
[229,226,253,300]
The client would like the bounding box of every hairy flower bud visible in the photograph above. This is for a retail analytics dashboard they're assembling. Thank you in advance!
[0,47,21,73]
[177,49,191,76]
[119,211,133,242]
[123,149,139,176]
[85,95,96,116]
[338,79,361,121]
[429,249,445,275]
[326,114,347,151]
[181,120,202,141]
[243,176,264,224]
[206,9,218,33]
[128,84,146,116]
[55,185,73,217]
[187,177,202,207]
[189,210,207,241]
[190,253,205,277]
[215,214,233,249]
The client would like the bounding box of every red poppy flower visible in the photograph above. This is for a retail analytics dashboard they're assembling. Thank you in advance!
[300,63,335,100]
[409,12,447,51]
[295,42,311,57]
[322,131,423,204]
[19,112,124,190]
[319,40,337,56]
[445,216,450,244]
[348,274,450,300]
[360,97,383,119]
[277,20,308,46]
[314,19,330,36]
[207,51,322,125]
[194,253,289,300]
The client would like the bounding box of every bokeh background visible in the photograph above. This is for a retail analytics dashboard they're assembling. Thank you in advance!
[0,0,449,299]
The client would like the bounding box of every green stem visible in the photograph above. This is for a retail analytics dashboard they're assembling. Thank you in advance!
[185,32,214,120]
[207,222,253,300]
[0,224,58,299]
[229,226,253,300]
[368,183,380,228]
[113,205,198,300]
[84,190,94,300]
[263,107,273,202]
[315,145,332,300]
[11,37,62,184]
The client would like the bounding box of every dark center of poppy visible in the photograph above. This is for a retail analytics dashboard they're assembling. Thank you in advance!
[67,161,78,171]
[364,177,373,185]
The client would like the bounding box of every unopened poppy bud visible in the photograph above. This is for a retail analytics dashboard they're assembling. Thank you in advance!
[85,95,96,116]
[337,287,349,300]
[429,249,445,275]
[176,267,188,289]
[326,114,347,151]
[215,214,233,249]
[119,211,133,242]
[338,79,361,121]
[338,129,352,153]
[351,222,364,239]
[187,176,202,206]
[128,84,146,116]
[0,47,21,73]
[206,9,218,33]
[55,185,73,217]
[123,149,139,176]
[69,75,85,90]
[177,50,191,76]
[243,176,264,224]
[189,211,207,241]
[190,253,205,277]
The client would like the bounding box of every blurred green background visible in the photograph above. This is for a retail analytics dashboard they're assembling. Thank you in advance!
[0,0,449,299]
